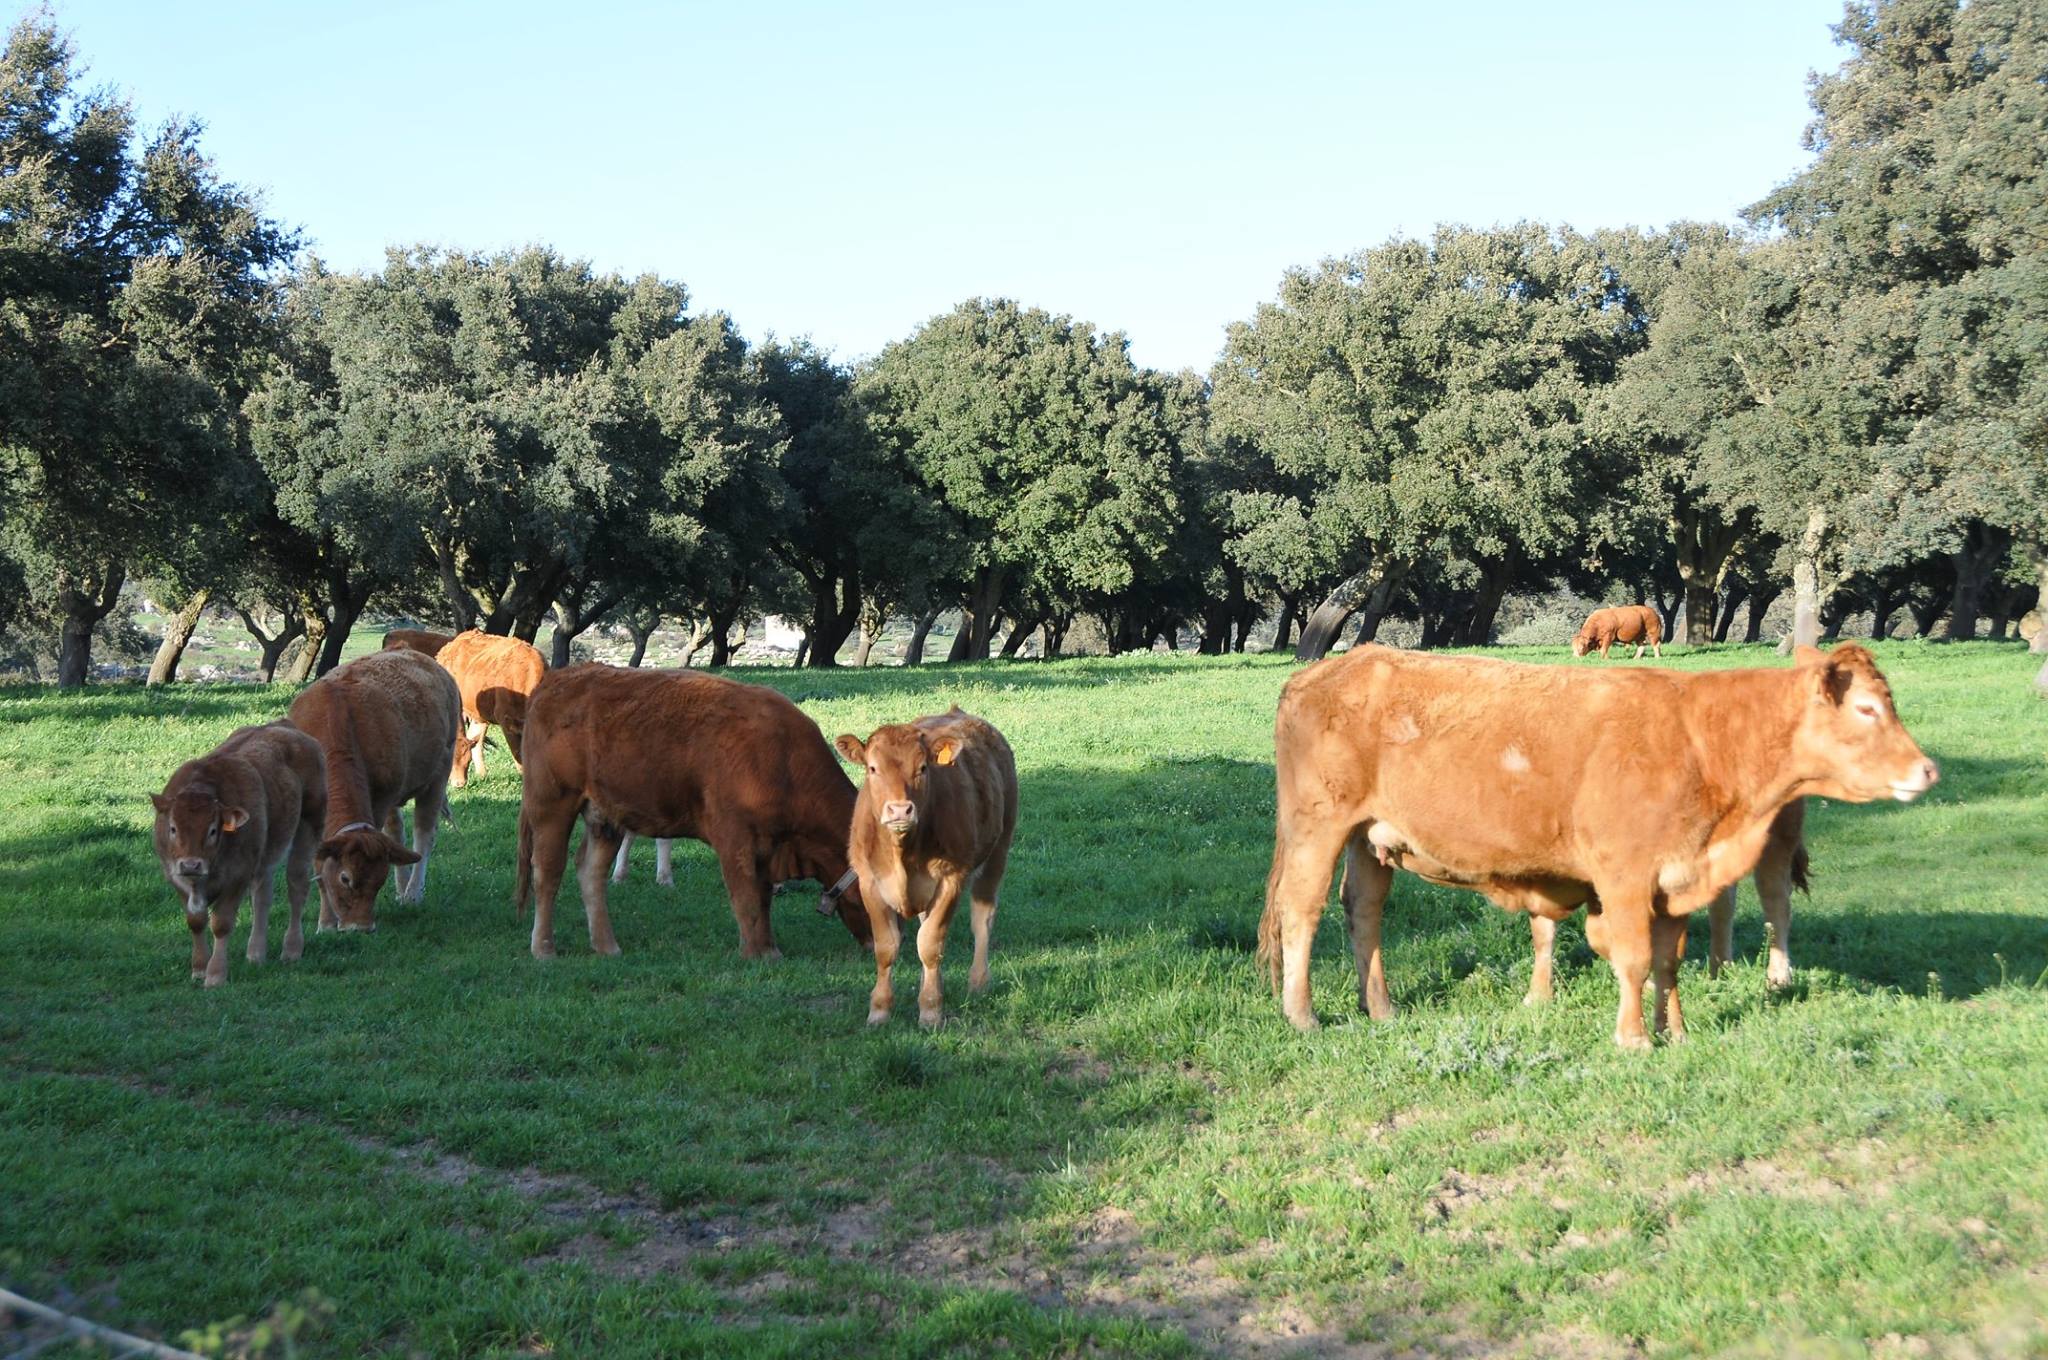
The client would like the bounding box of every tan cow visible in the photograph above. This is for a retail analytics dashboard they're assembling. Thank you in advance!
[836,708,1018,1028]
[1572,604,1664,659]
[151,722,327,986]
[1260,644,1937,1049]
[436,630,546,787]
[382,629,455,658]
[287,648,462,931]
[514,665,874,958]
[1524,800,1809,1004]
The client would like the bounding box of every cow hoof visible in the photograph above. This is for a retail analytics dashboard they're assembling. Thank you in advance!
[1767,965,1793,989]
[531,941,556,960]
[1522,989,1551,1007]
[190,969,205,982]
[203,973,226,989]
[919,1009,944,1030]
[968,968,990,994]
[866,1008,891,1026]
[594,942,622,958]
[1285,1010,1320,1034]
[1364,1002,1398,1022]
[282,937,303,962]
[1614,1032,1653,1053]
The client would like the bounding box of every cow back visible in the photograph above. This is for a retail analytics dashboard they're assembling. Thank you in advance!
[289,649,462,819]
[438,630,547,726]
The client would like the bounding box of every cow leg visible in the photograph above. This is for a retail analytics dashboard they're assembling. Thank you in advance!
[467,718,487,779]
[610,833,634,883]
[528,801,578,960]
[283,822,315,962]
[916,881,966,1029]
[1340,836,1396,1020]
[1707,884,1737,979]
[188,912,208,980]
[1265,816,1350,1032]
[866,900,902,1024]
[716,847,778,959]
[967,848,1006,995]
[1755,862,1796,992]
[247,869,274,964]
[1651,914,1688,1041]
[1587,898,1654,1051]
[576,822,624,956]
[398,782,447,905]
[1525,914,1557,1006]
[655,838,674,888]
[383,808,412,898]
[205,894,241,988]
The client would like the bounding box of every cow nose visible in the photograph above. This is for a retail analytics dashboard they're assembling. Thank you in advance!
[176,858,207,876]
[1918,758,1940,787]
[881,800,915,825]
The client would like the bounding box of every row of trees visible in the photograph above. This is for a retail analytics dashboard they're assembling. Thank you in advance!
[3,2,2044,690]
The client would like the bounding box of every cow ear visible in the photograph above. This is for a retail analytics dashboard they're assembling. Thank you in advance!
[834,734,865,765]
[384,836,423,865]
[1793,645,1826,666]
[316,840,342,865]
[150,793,171,814]
[930,737,958,767]
[219,807,249,834]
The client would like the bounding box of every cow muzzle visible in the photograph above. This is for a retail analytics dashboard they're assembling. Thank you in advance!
[176,858,208,877]
[880,801,916,835]
[1889,758,1940,802]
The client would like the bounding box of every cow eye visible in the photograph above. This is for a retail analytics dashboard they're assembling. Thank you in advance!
[340,872,354,889]
[206,825,219,841]
[1853,700,1881,722]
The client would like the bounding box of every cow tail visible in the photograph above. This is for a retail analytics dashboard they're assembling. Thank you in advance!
[1257,834,1287,994]
[1790,843,1812,896]
[514,805,534,918]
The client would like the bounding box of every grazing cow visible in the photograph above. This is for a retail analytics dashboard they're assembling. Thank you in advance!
[1524,800,1810,1004]
[288,648,462,931]
[836,708,1018,1028]
[610,834,674,887]
[515,665,874,958]
[1260,644,1936,1050]
[382,628,455,658]
[436,630,546,787]
[151,722,327,986]
[1572,605,1663,659]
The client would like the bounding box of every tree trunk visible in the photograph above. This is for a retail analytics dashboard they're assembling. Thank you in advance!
[804,573,861,669]
[1868,583,1900,640]
[1743,584,1781,643]
[1784,505,1829,651]
[432,541,478,633]
[1947,522,2012,642]
[1672,508,1747,646]
[1045,611,1071,658]
[903,610,940,666]
[625,618,657,667]
[1714,580,1747,642]
[1272,594,1300,653]
[678,620,711,668]
[793,635,811,668]
[236,604,305,682]
[283,605,327,684]
[707,611,738,667]
[999,614,1039,657]
[1820,595,1848,640]
[945,620,974,662]
[146,587,211,686]
[2032,552,2048,697]
[853,627,879,667]
[54,564,126,689]
[1296,560,1405,661]
[1459,554,1513,645]
[952,567,1005,661]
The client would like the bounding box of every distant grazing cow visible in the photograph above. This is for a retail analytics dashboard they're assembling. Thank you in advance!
[1260,644,1936,1049]
[382,629,455,658]
[836,708,1018,1028]
[436,630,546,787]
[1524,801,1810,1004]
[288,648,462,931]
[151,722,327,986]
[1572,605,1663,659]
[610,834,674,887]
[515,665,873,958]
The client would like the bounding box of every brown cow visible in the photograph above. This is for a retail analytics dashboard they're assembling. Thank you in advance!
[515,665,873,958]
[1260,644,1936,1049]
[836,708,1018,1028]
[1572,605,1663,659]
[151,722,327,986]
[436,630,546,787]
[1524,800,1809,1004]
[287,648,462,931]
[382,629,455,658]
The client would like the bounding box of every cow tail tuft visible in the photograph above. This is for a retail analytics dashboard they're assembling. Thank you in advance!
[1790,843,1812,895]
[514,804,534,918]
[1257,837,1286,994]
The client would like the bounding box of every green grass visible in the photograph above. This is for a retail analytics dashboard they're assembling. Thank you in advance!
[3,641,2046,1358]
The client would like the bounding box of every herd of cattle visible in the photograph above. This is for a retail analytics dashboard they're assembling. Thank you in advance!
[149,613,1937,1045]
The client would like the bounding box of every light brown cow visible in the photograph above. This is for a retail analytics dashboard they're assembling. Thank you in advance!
[836,708,1018,1028]
[1524,800,1809,1004]
[287,648,462,931]
[514,665,874,958]
[436,630,546,787]
[382,629,455,658]
[1572,604,1663,659]
[151,722,327,986]
[1260,644,1936,1049]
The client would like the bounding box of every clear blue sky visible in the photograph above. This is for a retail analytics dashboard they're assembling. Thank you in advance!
[49,0,1849,374]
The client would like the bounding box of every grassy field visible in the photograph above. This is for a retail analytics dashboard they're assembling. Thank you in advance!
[3,641,2046,1359]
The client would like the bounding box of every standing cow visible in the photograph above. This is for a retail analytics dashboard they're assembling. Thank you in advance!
[436,630,546,787]
[836,708,1018,1028]
[288,648,462,931]
[515,665,873,958]
[1261,644,1936,1050]
[1524,800,1809,1005]
[151,722,327,986]
[1572,605,1663,659]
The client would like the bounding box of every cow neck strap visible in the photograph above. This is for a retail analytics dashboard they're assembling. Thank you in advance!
[815,868,859,916]
[334,821,376,836]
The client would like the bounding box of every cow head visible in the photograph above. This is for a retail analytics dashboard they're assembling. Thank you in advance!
[1570,627,1594,657]
[835,725,958,841]
[314,826,420,931]
[150,787,248,913]
[1788,644,1939,803]
[450,725,483,789]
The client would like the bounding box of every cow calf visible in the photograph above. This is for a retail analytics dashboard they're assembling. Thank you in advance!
[837,708,1018,1028]
[151,722,326,987]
